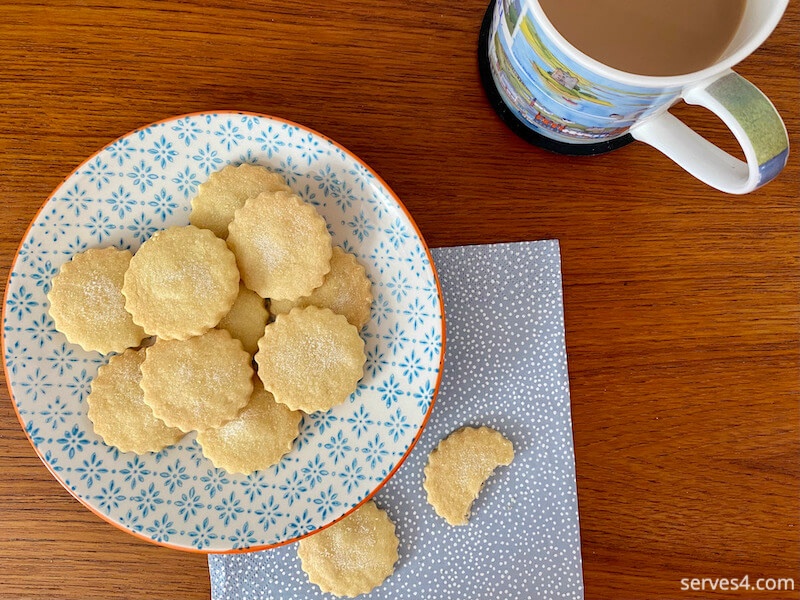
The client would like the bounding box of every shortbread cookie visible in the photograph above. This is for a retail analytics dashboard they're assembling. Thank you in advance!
[423,426,514,526]
[196,378,302,474]
[269,247,373,330]
[190,163,291,238]
[122,225,240,340]
[87,349,184,454]
[140,329,253,432]
[255,306,365,413]
[47,247,146,354]
[216,283,270,355]
[297,500,399,597]
[227,190,332,300]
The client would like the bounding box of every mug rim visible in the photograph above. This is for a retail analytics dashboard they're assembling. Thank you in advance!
[530,0,789,88]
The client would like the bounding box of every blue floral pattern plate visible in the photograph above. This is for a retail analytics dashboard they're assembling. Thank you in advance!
[2,112,444,553]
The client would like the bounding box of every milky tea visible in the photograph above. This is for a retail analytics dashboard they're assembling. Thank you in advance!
[539,0,746,76]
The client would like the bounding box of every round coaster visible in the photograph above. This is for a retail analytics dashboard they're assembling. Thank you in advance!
[477,0,634,156]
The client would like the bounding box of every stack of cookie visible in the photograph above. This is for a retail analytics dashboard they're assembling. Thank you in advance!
[47,164,371,475]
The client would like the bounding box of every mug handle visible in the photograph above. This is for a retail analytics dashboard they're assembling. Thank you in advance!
[630,70,789,194]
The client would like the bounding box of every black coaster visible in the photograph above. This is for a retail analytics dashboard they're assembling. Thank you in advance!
[477,0,634,156]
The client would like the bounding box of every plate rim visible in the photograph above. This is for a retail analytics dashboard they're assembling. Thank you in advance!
[1,110,447,554]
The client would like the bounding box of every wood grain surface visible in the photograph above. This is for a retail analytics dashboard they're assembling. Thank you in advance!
[1,1,798,598]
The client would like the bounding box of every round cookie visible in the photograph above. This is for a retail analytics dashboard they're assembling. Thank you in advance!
[297,500,399,597]
[189,163,291,238]
[140,329,253,432]
[122,225,240,340]
[47,247,146,354]
[255,306,365,413]
[196,378,302,474]
[269,247,373,330]
[216,283,270,355]
[87,349,184,454]
[227,190,332,301]
[423,426,514,526]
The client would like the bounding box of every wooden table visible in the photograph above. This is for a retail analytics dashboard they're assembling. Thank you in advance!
[1,2,797,598]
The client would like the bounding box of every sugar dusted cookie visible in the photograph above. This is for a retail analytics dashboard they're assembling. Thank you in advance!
[190,163,291,238]
[216,283,270,355]
[227,190,332,300]
[255,306,365,413]
[423,426,514,526]
[140,329,253,432]
[122,225,240,340]
[297,500,399,597]
[87,349,184,454]
[269,247,373,330]
[47,247,146,354]
[196,378,302,474]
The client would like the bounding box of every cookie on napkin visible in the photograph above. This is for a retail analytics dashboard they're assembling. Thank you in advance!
[423,426,514,526]
[297,500,399,597]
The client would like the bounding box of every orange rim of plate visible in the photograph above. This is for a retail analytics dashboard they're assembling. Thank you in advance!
[1,110,447,554]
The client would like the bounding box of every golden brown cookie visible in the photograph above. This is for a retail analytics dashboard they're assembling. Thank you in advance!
[189,163,291,238]
[122,225,240,340]
[423,426,514,526]
[255,306,365,413]
[47,247,146,354]
[140,329,253,432]
[87,349,184,454]
[226,190,332,300]
[196,378,302,474]
[297,500,399,597]
[216,283,270,355]
[269,247,373,330]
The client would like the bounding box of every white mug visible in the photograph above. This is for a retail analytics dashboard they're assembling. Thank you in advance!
[480,0,789,194]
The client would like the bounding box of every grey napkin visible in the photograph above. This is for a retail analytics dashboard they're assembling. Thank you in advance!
[209,240,584,599]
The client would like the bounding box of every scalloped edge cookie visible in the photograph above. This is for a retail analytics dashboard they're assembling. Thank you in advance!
[255,306,365,413]
[196,378,302,474]
[297,500,399,597]
[216,282,270,355]
[87,348,184,454]
[140,329,254,432]
[122,225,240,340]
[269,246,373,330]
[227,190,332,300]
[189,163,291,238]
[47,247,146,354]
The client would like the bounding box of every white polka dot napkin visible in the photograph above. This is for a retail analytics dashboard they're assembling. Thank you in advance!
[208,240,584,599]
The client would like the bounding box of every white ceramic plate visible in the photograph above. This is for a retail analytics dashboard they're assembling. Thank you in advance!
[2,112,444,553]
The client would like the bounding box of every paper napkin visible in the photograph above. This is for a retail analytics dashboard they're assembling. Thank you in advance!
[209,240,584,599]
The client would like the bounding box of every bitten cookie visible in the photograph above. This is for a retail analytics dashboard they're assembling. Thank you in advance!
[196,378,302,475]
[255,306,365,413]
[423,426,514,526]
[297,500,399,597]
[47,247,146,354]
[86,349,184,454]
[189,163,291,238]
[269,246,373,330]
[227,190,332,300]
[140,329,253,432]
[122,225,240,340]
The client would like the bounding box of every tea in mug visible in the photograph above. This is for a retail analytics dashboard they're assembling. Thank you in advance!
[539,0,746,76]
